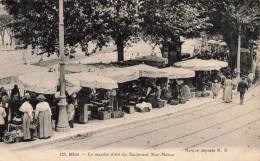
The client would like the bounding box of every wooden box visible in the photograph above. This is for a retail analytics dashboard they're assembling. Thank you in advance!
[97,111,111,120]
[123,105,135,114]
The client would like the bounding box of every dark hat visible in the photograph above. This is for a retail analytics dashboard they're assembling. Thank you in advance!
[0,87,6,93]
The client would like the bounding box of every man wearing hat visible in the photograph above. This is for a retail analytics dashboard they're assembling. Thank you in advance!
[237,77,248,105]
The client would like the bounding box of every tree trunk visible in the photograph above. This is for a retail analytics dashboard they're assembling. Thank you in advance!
[0,29,5,46]
[228,41,237,70]
[117,40,124,62]
[249,40,254,72]
[10,37,13,45]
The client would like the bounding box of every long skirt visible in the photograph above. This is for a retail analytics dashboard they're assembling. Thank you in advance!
[23,113,31,140]
[38,111,52,139]
[223,86,232,102]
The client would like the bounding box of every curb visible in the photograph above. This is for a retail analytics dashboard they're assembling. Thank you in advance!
[12,80,260,151]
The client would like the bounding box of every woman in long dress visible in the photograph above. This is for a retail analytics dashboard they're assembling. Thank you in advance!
[19,94,33,141]
[35,95,52,139]
[223,76,232,103]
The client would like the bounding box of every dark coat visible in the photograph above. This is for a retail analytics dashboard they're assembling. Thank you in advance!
[237,81,248,94]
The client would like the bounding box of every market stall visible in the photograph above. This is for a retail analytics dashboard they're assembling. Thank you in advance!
[159,67,195,105]
[174,58,228,97]
[65,72,120,123]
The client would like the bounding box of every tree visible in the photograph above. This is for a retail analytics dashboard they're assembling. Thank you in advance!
[2,0,107,56]
[0,14,10,46]
[95,0,142,61]
[139,0,210,64]
[203,0,260,71]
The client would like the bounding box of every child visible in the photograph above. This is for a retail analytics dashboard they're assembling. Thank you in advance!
[67,99,75,128]
[212,80,220,99]
[0,104,6,142]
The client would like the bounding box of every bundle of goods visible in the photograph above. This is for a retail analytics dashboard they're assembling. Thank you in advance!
[179,97,186,104]
[170,99,178,105]
[111,111,125,118]
[10,117,22,125]
[136,102,152,113]
[201,92,210,97]
[122,105,135,114]
[3,129,23,143]
[156,99,167,108]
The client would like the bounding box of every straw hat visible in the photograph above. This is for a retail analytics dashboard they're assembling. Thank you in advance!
[23,93,31,100]
[36,95,46,101]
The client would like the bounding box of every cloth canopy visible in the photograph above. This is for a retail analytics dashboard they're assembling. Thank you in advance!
[161,67,195,79]
[18,71,58,94]
[174,58,227,71]
[66,72,118,95]
[101,69,139,83]
[134,55,168,66]
[123,64,168,78]
[0,64,50,90]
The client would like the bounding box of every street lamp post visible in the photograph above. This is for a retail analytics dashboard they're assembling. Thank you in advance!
[236,24,241,81]
[56,0,70,132]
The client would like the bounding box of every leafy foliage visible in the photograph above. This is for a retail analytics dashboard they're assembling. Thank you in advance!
[140,0,210,44]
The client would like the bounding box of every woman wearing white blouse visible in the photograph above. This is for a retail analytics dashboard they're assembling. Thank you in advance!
[19,94,33,141]
[35,95,52,139]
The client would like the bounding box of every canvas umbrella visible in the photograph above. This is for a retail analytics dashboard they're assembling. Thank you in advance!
[174,58,223,71]
[18,71,59,94]
[161,67,195,79]
[123,64,168,78]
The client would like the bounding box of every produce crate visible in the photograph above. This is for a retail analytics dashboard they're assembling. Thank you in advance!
[156,100,166,108]
[136,107,150,113]
[111,111,125,118]
[97,111,111,120]
[170,100,179,105]
[123,105,135,114]
[105,106,113,112]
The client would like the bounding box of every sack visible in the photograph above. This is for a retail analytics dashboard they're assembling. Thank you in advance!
[179,98,186,104]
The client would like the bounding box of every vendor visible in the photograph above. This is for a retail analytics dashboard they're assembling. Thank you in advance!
[180,83,191,101]
[170,80,179,100]
[67,98,75,128]
[160,85,172,103]
[9,94,22,120]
